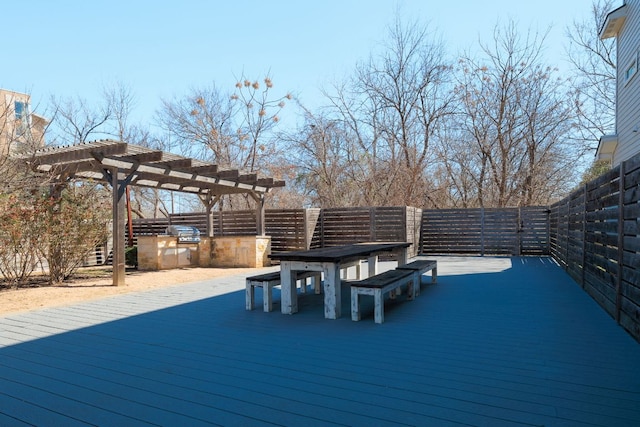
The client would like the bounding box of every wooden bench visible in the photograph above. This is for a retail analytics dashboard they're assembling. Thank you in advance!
[396,259,437,298]
[350,269,414,324]
[246,270,320,312]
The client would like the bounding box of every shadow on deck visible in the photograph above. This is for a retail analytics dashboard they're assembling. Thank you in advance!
[0,256,639,426]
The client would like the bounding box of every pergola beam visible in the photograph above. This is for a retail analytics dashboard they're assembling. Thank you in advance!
[29,141,128,165]
[18,139,286,286]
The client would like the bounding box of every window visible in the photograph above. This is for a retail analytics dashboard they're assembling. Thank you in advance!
[13,100,31,136]
[625,60,637,82]
[14,101,27,120]
[624,52,638,85]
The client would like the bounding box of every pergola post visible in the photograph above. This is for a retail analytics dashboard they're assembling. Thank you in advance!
[111,168,126,286]
[251,192,266,236]
[200,194,220,238]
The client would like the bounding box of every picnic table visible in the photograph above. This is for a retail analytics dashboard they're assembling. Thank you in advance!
[269,242,411,319]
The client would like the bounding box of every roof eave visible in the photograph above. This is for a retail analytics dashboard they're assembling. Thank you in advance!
[595,134,618,161]
[599,4,628,39]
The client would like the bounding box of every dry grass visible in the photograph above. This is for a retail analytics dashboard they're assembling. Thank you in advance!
[0,266,258,316]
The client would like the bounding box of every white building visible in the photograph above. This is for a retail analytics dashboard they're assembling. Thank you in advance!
[0,88,47,156]
[597,0,640,166]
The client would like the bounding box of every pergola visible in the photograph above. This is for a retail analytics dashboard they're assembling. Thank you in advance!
[22,140,285,286]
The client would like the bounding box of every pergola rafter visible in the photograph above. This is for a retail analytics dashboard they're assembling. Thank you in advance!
[19,139,285,286]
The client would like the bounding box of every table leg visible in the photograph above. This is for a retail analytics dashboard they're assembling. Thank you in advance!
[397,247,408,266]
[280,263,298,314]
[323,263,341,319]
[367,255,378,277]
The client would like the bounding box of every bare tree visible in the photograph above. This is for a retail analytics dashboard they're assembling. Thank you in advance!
[565,0,617,146]
[317,16,452,207]
[48,95,112,144]
[452,21,579,207]
[158,84,234,164]
[157,76,292,210]
[285,107,360,207]
[231,75,291,173]
[101,83,173,218]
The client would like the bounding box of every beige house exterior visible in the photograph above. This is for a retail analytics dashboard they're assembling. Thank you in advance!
[0,88,47,156]
[597,1,640,165]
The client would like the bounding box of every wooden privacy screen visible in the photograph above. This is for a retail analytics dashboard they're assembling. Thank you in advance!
[550,153,640,342]
[421,207,550,256]
[129,207,423,258]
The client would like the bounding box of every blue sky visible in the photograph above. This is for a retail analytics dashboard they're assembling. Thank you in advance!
[3,0,611,130]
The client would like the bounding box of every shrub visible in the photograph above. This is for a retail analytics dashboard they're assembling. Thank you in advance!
[0,193,44,288]
[125,246,138,268]
[38,182,111,285]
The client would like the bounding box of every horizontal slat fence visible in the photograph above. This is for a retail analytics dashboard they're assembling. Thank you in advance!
[129,207,545,259]
[484,208,519,254]
[131,210,279,247]
[318,207,374,247]
[130,210,313,254]
[421,209,484,254]
[421,207,549,256]
[520,206,551,255]
[128,207,421,258]
[265,209,308,253]
[130,211,257,240]
[312,207,421,258]
[550,152,640,342]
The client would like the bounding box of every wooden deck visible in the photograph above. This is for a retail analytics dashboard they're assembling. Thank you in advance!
[1,256,639,426]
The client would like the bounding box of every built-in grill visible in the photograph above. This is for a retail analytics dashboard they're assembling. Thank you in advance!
[165,225,201,243]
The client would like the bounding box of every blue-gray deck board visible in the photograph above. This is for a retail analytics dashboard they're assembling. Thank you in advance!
[1,257,639,426]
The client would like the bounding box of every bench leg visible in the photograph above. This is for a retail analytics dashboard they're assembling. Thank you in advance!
[412,272,421,298]
[373,288,384,324]
[407,278,415,300]
[432,267,438,284]
[245,281,255,310]
[351,287,361,321]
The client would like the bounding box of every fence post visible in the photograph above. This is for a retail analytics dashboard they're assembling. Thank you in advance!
[616,161,626,323]
[517,207,522,256]
[547,205,558,256]
[480,207,485,256]
[418,208,424,255]
[565,197,570,270]
[370,207,376,241]
[402,206,408,246]
[217,210,224,236]
[581,184,587,288]
[303,209,310,250]
[320,209,325,248]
